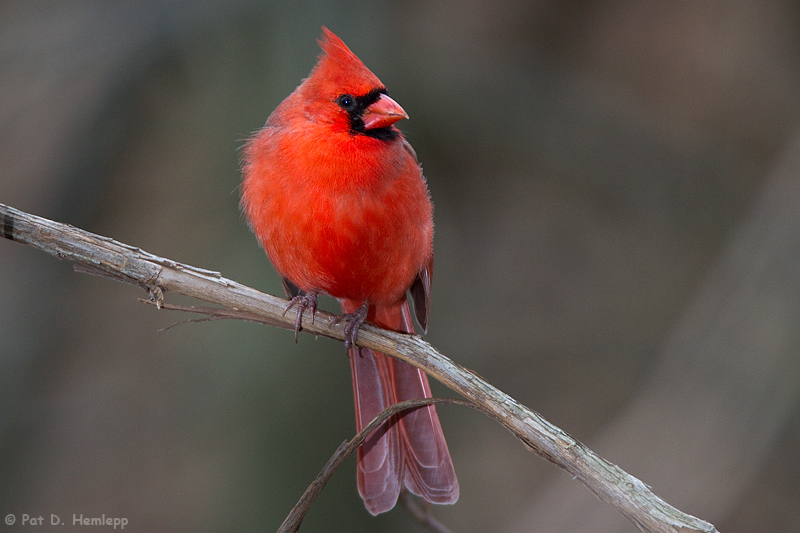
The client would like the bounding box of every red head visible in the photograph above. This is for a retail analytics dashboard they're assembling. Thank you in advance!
[283,27,408,138]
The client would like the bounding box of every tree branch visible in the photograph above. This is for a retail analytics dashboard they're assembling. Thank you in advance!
[0,203,719,533]
[400,489,456,533]
[279,397,474,533]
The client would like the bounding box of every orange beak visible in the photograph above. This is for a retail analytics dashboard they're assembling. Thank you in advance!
[361,94,409,130]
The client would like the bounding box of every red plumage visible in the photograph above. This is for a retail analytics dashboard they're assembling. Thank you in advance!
[241,28,458,514]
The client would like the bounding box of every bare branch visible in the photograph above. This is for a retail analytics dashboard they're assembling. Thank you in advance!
[279,398,473,533]
[0,203,719,533]
[400,491,455,533]
[137,299,289,330]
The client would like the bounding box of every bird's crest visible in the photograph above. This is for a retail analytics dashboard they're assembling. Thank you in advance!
[306,27,385,99]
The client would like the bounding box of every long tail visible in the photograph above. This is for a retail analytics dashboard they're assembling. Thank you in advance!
[342,298,459,515]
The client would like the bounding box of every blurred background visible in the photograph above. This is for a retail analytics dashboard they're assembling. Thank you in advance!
[2,1,800,531]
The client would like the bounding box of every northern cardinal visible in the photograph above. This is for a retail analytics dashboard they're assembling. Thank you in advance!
[240,28,458,514]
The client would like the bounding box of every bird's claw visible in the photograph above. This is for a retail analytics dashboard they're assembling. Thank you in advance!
[332,302,368,350]
[283,291,318,343]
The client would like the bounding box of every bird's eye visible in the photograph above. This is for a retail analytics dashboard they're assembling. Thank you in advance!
[337,94,355,109]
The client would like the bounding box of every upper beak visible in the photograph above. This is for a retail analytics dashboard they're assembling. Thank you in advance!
[361,94,409,130]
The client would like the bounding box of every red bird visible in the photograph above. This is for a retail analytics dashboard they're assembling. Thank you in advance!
[240,28,458,514]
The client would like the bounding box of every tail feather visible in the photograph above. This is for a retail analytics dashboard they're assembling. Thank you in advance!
[350,345,402,514]
[344,298,459,515]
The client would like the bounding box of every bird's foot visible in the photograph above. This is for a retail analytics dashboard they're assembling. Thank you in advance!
[283,290,319,342]
[332,302,369,350]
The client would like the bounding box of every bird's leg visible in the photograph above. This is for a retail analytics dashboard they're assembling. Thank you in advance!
[332,302,369,350]
[283,290,319,342]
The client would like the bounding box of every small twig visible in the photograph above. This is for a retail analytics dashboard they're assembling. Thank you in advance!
[138,299,289,330]
[278,398,473,533]
[400,491,454,533]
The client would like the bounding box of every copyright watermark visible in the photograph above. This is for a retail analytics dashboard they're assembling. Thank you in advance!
[3,513,128,529]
